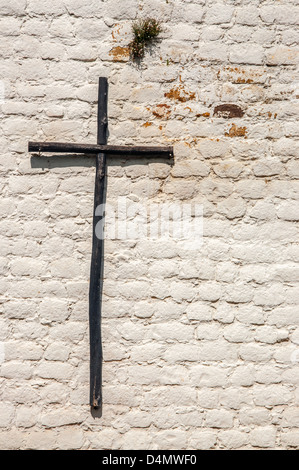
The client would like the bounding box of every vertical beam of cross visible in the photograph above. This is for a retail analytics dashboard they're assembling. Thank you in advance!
[28,77,173,411]
[89,77,108,409]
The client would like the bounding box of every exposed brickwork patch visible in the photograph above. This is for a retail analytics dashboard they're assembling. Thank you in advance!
[214,104,244,118]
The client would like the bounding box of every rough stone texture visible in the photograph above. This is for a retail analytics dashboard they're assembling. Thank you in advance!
[0,0,298,450]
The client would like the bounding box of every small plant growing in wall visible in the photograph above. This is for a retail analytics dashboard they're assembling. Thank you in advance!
[129,18,162,60]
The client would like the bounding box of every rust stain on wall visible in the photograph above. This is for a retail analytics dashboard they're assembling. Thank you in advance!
[214,104,244,118]
[225,123,247,138]
[197,112,210,118]
[152,104,171,119]
[218,66,265,84]
[236,77,253,84]
[109,46,130,61]
[111,24,120,41]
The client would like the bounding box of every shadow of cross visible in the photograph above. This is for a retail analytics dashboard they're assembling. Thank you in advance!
[28,77,174,411]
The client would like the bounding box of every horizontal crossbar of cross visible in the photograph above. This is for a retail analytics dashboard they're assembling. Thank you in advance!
[28,141,173,158]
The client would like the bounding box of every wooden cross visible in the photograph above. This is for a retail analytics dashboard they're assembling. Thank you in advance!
[28,77,173,409]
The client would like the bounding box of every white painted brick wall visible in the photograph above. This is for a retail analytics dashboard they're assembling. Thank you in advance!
[0,0,298,450]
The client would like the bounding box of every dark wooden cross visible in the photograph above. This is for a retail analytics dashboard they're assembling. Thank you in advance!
[28,77,173,409]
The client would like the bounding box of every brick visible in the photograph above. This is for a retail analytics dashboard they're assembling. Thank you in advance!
[186,302,214,322]
[253,385,293,406]
[213,160,243,178]
[172,24,200,42]
[198,340,238,362]
[38,299,70,325]
[229,25,253,44]
[199,42,228,62]
[255,326,288,345]
[213,303,235,324]
[56,428,84,450]
[277,201,299,221]
[171,160,210,177]
[230,365,255,387]
[158,365,190,386]
[15,406,39,428]
[273,138,299,157]
[239,344,273,362]
[24,430,57,450]
[40,408,85,428]
[10,257,47,277]
[130,343,165,363]
[181,4,204,23]
[205,4,234,24]
[255,366,282,385]
[126,365,159,386]
[67,43,97,62]
[0,403,15,427]
[230,44,264,65]
[218,430,248,449]
[252,159,284,177]
[39,383,69,404]
[125,410,152,428]
[189,431,217,450]
[236,7,259,26]
[5,342,43,361]
[1,362,33,379]
[35,362,74,381]
[224,324,254,343]
[216,262,238,283]
[291,328,299,345]
[0,429,24,449]
[196,323,221,341]
[120,429,154,450]
[86,428,121,450]
[250,427,276,448]
[266,46,299,65]
[205,409,234,429]
[286,160,299,178]
[281,407,299,428]
[218,195,247,219]
[199,139,230,158]
[190,365,228,387]
[44,342,70,361]
[0,0,26,16]
[260,6,299,25]
[253,285,285,307]
[239,408,270,427]
[220,387,253,410]
[281,431,299,448]
[63,0,103,17]
[49,258,82,279]
[147,322,194,342]
[48,322,87,344]
[249,201,276,220]
[197,389,219,410]
[224,283,254,303]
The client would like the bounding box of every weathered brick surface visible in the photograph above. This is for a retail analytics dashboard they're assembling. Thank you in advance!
[0,0,298,450]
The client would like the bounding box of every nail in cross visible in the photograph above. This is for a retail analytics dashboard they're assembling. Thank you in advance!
[28,77,173,409]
